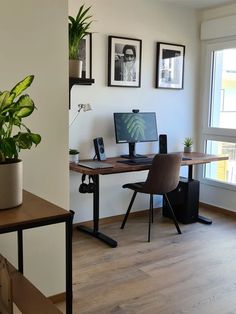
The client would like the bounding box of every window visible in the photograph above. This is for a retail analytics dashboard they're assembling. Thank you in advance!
[205,140,235,184]
[210,48,236,129]
[202,42,236,188]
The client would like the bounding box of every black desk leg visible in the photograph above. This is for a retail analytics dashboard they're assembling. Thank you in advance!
[188,165,193,181]
[66,211,74,314]
[197,215,212,224]
[93,174,99,232]
[77,174,117,248]
[187,165,212,225]
[17,229,24,274]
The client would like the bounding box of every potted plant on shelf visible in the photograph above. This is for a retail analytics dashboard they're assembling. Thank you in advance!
[183,137,193,153]
[0,75,41,209]
[69,4,93,78]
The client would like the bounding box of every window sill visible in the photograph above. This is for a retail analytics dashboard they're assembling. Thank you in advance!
[201,177,236,192]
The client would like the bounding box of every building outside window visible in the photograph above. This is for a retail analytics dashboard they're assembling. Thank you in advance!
[202,43,236,188]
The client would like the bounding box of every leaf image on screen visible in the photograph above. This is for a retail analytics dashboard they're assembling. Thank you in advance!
[123,114,146,141]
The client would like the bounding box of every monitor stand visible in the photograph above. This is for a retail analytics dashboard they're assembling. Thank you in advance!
[120,143,147,159]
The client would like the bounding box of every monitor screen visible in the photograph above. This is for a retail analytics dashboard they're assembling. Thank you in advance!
[114,112,158,144]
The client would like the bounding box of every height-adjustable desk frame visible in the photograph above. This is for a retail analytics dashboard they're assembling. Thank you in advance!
[70,152,228,248]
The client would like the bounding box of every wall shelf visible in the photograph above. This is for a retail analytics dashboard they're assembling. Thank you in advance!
[69,77,95,90]
[69,77,95,108]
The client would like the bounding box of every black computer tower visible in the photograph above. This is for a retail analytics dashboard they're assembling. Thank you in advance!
[162,177,199,224]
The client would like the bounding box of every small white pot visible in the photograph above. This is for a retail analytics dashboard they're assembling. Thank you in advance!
[0,160,23,210]
[70,153,79,164]
[69,60,83,78]
[184,146,192,153]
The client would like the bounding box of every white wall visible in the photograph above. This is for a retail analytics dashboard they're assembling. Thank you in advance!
[69,0,200,223]
[0,0,68,296]
[199,4,236,211]
[200,3,236,21]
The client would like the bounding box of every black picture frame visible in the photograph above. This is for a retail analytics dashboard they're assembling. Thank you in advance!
[78,33,92,79]
[108,35,142,87]
[156,42,185,89]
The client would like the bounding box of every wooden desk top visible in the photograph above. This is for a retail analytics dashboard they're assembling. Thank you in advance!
[0,190,70,232]
[70,152,228,176]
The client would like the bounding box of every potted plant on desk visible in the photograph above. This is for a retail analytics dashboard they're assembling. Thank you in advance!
[69,149,79,163]
[184,137,193,153]
[0,75,41,209]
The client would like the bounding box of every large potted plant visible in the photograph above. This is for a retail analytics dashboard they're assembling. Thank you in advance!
[0,75,41,209]
[69,4,93,78]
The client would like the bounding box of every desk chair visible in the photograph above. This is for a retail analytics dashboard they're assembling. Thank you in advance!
[120,153,182,242]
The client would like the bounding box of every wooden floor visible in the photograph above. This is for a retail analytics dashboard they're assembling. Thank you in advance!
[58,206,236,314]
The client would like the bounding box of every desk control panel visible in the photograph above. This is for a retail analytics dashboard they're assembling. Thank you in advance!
[117,157,153,165]
[118,156,191,166]
[78,161,114,169]
[182,157,192,161]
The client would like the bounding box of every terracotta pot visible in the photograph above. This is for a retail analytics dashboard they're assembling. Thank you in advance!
[69,60,82,78]
[0,160,23,209]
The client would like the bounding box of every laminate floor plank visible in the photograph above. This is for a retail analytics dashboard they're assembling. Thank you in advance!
[57,207,236,314]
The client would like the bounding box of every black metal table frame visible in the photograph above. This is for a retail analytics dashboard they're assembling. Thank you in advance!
[77,174,118,248]
[77,163,212,247]
[188,165,212,224]
[0,211,74,314]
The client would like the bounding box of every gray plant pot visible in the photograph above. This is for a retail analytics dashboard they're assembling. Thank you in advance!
[69,59,82,78]
[184,146,192,153]
[0,160,23,210]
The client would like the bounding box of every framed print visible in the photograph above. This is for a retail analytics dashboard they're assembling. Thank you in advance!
[108,36,142,87]
[78,33,92,79]
[156,42,185,89]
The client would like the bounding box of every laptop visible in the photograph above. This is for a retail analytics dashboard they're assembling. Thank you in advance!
[78,161,114,169]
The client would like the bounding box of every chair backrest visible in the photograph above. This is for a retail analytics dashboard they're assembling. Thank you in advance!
[142,153,182,195]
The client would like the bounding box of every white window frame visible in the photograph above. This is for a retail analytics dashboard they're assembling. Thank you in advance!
[200,38,236,191]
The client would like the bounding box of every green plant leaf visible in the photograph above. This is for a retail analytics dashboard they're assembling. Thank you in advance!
[0,91,15,111]
[68,5,93,60]
[13,132,31,149]
[69,149,79,155]
[13,132,41,150]
[15,95,35,118]
[30,133,41,145]
[68,16,76,24]
[10,75,34,98]
[0,138,17,160]
[184,137,193,147]
[0,75,41,162]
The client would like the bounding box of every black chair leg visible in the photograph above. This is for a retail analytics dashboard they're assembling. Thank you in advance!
[148,195,153,242]
[164,194,182,234]
[151,194,154,223]
[121,191,137,229]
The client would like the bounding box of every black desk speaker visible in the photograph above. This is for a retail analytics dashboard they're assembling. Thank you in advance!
[159,134,167,154]
[93,137,106,161]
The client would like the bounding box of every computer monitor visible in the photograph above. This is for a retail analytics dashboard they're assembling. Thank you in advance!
[114,111,158,159]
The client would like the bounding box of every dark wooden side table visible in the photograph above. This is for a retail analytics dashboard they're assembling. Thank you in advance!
[0,190,74,314]
[0,254,63,314]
